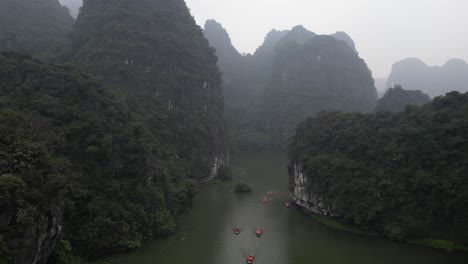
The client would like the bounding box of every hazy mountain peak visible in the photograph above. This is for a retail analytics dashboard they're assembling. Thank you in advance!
[393,58,428,69]
[281,25,316,45]
[443,58,468,68]
[331,31,357,52]
[204,19,241,58]
[387,57,468,97]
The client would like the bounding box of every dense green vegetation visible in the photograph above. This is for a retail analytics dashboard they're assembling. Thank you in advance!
[70,0,227,181]
[0,0,230,262]
[0,108,64,264]
[0,0,74,61]
[0,52,203,260]
[289,91,468,247]
[376,85,431,112]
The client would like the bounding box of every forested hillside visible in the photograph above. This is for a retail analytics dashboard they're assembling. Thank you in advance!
[0,0,74,61]
[289,91,468,246]
[69,0,228,183]
[376,85,431,112]
[0,52,202,262]
[0,0,229,263]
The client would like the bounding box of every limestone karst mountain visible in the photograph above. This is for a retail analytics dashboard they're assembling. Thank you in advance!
[387,58,468,98]
[0,0,74,60]
[205,22,377,149]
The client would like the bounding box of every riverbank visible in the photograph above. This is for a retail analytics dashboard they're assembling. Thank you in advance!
[307,212,468,253]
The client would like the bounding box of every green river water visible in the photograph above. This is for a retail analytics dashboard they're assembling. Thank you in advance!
[100,152,468,264]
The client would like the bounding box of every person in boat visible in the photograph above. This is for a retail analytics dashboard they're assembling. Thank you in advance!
[262,197,267,203]
[247,253,254,263]
[255,229,262,237]
[233,227,241,234]
[285,202,290,208]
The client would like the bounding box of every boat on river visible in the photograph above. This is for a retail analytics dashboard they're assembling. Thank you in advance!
[255,229,262,237]
[247,254,254,264]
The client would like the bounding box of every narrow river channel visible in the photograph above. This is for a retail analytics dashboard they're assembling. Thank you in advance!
[101,152,468,264]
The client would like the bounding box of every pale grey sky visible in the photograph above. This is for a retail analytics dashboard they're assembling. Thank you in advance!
[60,0,468,77]
[185,0,468,77]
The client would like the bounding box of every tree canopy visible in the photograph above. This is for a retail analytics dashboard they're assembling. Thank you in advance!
[289,91,468,245]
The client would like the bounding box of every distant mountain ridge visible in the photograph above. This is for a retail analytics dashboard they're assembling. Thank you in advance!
[387,58,468,98]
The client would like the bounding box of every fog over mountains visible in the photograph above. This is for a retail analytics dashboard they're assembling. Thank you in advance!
[387,58,468,98]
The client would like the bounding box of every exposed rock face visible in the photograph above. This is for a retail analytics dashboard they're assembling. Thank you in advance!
[0,0,74,60]
[1,201,63,264]
[70,0,228,181]
[289,163,338,217]
[376,85,431,112]
[386,58,468,98]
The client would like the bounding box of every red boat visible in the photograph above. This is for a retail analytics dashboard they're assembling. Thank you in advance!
[262,197,267,203]
[255,229,262,237]
[285,202,290,208]
[247,254,254,264]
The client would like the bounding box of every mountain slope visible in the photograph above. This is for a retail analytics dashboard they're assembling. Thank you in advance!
[70,0,228,182]
[0,0,74,60]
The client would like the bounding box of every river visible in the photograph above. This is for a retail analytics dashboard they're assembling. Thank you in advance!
[100,152,468,264]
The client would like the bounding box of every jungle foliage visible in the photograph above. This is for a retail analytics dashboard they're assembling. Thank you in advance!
[289,91,468,245]
[376,85,431,112]
[0,51,197,260]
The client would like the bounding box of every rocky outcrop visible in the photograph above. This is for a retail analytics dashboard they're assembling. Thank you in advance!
[289,163,338,217]
[1,201,63,264]
[386,58,468,98]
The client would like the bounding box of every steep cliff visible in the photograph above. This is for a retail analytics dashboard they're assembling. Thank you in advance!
[376,85,431,112]
[289,92,468,244]
[266,28,377,147]
[70,0,228,182]
[386,58,468,98]
[0,0,74,60]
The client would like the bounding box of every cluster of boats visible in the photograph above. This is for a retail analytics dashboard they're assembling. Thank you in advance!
[233,191,292,263]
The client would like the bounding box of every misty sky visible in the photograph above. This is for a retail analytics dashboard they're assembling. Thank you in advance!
[61,0,468,78]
